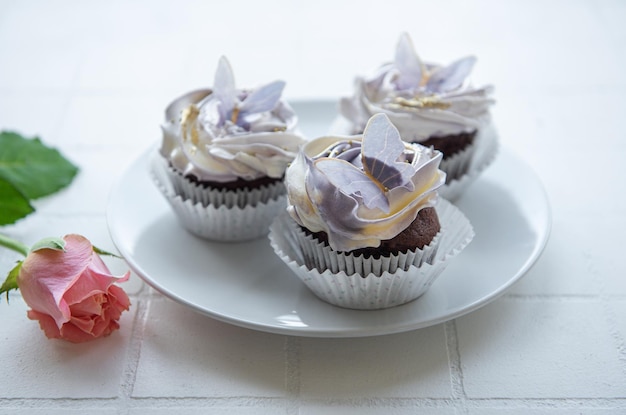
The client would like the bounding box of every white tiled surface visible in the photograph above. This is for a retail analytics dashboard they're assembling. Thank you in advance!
[1,1,625,414]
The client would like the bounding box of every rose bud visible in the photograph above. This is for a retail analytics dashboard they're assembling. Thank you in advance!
[17,234,130,343]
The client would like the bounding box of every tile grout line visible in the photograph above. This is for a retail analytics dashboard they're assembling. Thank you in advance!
[0,396,626,414]
[462,397,626,409]
[603,303,626,380]
[584,249,626,380]
[444,319,468,415]
[117,295,151,408]
[284,335,301,415]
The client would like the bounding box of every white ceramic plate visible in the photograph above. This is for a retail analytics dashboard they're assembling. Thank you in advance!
[107,100,551,337]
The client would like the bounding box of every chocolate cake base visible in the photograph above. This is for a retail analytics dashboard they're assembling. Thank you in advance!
[303,206,440,259]
[184,173,283,191]
[418,130,477,159]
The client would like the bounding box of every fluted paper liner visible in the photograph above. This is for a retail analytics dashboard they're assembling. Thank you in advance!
[292,225,442,276]
[269,199,474,310]
[439,142,475,183]
[151,153,286,241]
[438,122,499,201]
[159,159,285,208]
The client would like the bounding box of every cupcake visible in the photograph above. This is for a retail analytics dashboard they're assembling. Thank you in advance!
[269,113,474,310]
[339,32,497,199]
[152,56,305,241]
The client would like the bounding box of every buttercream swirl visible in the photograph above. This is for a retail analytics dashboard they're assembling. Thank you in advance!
[340,33,494,141]
[160,57,305,182]
[286,113,445,252]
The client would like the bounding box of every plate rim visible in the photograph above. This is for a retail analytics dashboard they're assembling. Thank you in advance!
[106,102,551,337]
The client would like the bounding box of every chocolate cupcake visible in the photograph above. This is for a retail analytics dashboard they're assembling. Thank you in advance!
[339,33,497,199]
[152,56,305,241]
[303,205,440,259]
[269,114,474,309]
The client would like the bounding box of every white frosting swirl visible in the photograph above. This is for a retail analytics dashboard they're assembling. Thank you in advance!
[286,115,445,252]
[160,60,305,183]
[340,34,494,141]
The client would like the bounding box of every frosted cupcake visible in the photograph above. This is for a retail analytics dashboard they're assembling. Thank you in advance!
[269,113,474,309]
[339,33,497,199]
[152,56,305,241]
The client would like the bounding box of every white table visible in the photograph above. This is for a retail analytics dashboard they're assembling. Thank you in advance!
[1,1,625,413]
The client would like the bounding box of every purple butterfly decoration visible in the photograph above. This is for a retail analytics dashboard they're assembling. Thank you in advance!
[394,32,476,94]
[208,56,285,129]
[314,114,415,213]
[394,33,424,91]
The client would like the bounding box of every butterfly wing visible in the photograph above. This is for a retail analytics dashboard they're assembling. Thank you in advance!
[394,32,424,91]
[314,158,390,213]
[239,80,285,117]
[361,113,415,191]
[426,56,476,93]
[212,56,237,125]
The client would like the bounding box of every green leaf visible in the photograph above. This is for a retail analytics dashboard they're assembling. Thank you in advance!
[0,260,22,302]
[0,131,79,200]
[30,236,66,253]
[0,177,34,225]
[93,245,121,258]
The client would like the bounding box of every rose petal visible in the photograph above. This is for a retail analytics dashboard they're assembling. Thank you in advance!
[19,234,131,343]
[68,314,96,333]
[106,285,131,312]
[19,234,94,328]
[27,310,62,340]
[58,321,100,343]
[69,293,105,317]
[63,259,129,306]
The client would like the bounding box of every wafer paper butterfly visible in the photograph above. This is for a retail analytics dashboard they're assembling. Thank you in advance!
[394,32,476,94]
[199,56,286,130]
[313,113,416,214]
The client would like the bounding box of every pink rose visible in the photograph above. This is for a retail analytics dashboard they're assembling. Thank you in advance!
[18,234,131,343]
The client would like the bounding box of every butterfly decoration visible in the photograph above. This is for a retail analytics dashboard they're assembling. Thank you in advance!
[393,32,477,95]
[313,113,416,214]
[200,56,286,130]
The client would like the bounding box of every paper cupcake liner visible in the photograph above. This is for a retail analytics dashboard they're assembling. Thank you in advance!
[269,199,474,310]
[163,191,286,241]
[292,224,441,276]
[439,142,476,183]
[161,160,285,208]
[150,153,286,241]
[439,122,499,201]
